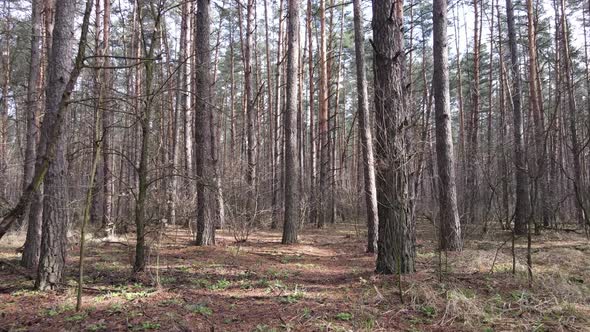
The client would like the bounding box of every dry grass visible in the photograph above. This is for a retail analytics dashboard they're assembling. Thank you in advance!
[1,222,589,331]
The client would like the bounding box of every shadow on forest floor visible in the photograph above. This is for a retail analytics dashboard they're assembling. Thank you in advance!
[1,221,589,331]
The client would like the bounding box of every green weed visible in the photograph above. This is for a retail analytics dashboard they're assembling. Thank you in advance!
[208,278,231,291]
[335,312,353,321]
[185,303,213,316]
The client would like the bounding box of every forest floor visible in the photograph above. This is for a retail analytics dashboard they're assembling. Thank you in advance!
[1,221,590,332]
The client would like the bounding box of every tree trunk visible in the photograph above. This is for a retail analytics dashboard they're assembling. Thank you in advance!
[433,0,462,251]
[373,0,416,274]
[559,0,587,227]
[133,2,162,273]
[20,0,43,269]
[90,0,104,227]
[271,0,283,229]
[245,0,257,193]
[307,0,317,226]
[263,0,276,231]
[506,0,531,235]
[526,0,549,230]
[497,1,510,228]
[229,16,235,157]
[0,0,9,200]
[36,0,93,290]
[352,0,378,253]
[168,0,188,227]
[282,0,300,244]
[318,0,329,228]
[184,1,194,187]
[101,0,113,236]
[195,0,215,246]
[465,0,481,225]
[453,4,466,200]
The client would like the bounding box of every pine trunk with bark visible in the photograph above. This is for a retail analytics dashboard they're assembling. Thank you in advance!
[559,0,587,227]
[245,0,257,195]
[506,0,531,235]
[307,0,317,226]
[317,0,329,229]
[271,0,283,229]
[433,0,462,251]
[282,0,300,244]
[526,0,549,229]
[101,0,113,236]
[133,3,161,273]
[20,0,43,269]
[195,0,215,246]
[465,0,481,225]
[36,0,93,290]
[168,0,188,227]
[0,1,8,200]
[373,0,416,274]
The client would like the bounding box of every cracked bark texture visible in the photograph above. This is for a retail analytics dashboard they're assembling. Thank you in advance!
[36,0,77,290]
[373,0,416,274]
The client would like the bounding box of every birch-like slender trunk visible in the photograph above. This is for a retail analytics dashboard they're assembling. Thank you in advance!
[352,0,378,253]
